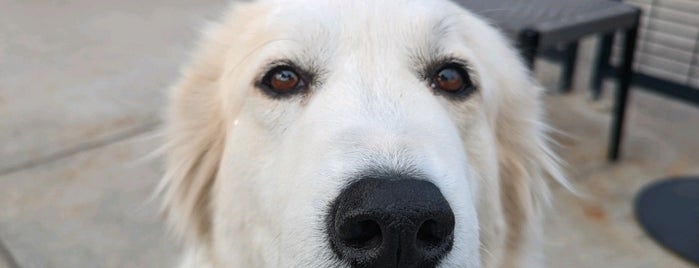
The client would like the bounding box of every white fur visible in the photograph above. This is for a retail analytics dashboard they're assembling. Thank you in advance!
[159,0,567,267]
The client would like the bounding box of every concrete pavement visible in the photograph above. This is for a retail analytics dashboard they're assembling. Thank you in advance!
[0,0,227,173]
[0,0,226,267]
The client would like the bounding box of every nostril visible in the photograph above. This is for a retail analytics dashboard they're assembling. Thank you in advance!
[337,219,382,249]
[417,219,453,248]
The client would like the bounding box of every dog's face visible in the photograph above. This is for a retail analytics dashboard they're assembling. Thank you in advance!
[161,0,564,267]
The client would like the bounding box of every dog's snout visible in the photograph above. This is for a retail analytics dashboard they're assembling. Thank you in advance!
[327,177,455,267]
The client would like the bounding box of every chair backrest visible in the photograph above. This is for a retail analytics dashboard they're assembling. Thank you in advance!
[618,0,699,89]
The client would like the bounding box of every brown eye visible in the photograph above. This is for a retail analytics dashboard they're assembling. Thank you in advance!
[268,67,300,92]
[260,65,308,97]
[434,67,466,92]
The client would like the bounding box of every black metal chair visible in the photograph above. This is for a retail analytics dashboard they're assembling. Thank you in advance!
[455,0,642,161]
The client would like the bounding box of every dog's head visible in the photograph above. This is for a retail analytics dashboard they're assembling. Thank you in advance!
[160,0,565,267]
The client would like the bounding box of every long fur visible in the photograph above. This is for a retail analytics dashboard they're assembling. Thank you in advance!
[158,1,567,267]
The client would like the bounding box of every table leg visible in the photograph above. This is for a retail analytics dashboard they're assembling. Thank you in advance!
[608,16,640,161]
[559,42,579,93]
[591,34,615,100]
[518,29,540,70]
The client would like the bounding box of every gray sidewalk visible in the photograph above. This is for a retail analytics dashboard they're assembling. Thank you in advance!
[0,0,227,267]
[1,1,698,268]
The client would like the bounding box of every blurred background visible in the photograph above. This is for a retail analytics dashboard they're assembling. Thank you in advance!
[1,0,698,267]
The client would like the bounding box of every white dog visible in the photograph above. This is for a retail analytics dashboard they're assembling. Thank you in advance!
[159,0,567,267]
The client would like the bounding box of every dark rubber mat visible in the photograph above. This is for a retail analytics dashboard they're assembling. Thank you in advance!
[634,177,699,266]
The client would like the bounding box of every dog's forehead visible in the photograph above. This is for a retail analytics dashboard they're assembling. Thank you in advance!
[253,0,465,54]
[262,0,455,24]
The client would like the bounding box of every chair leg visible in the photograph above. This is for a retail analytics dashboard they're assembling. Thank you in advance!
[608,21,639,162]
[518,29,540,70]
[558,42,579,92]
[591,34,615,100]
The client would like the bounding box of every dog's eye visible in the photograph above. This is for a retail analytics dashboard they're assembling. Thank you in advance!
[431,64,474,96]
[262,66,305,95]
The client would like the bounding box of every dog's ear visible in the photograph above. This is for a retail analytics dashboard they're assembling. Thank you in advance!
[456,10,568,260]
[158,0,277,248]
[158,21,231,246]
[494,74,568,264]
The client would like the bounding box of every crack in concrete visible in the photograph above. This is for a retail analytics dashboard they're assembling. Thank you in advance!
[0,121,161,177]
[0,238,20,268]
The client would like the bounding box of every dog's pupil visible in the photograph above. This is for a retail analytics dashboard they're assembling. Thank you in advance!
[271,70,299,91]
[436,68,463,91]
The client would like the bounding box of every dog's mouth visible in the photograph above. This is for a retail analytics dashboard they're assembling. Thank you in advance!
[327,177,454,268]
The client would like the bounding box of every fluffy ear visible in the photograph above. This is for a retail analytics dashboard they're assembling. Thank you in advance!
[494,78,568,265]
[158,0,277,247]
[459,10,569,260]
[158,21,230,246]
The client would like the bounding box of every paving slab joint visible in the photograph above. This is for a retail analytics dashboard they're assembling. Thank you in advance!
[0,121,161,176]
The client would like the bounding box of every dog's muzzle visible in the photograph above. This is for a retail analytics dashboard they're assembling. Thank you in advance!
[327,176,455,268]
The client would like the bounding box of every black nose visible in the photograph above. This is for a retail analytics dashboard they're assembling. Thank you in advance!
[327,177,455,268]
